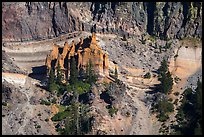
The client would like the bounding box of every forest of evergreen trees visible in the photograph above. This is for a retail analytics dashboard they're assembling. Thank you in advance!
[47,58,97,135]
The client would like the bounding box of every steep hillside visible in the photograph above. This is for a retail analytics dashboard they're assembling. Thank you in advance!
[2,2,202,42]
[2,2,202,135]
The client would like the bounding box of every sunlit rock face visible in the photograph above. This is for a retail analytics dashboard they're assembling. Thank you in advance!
[45,33,110,80]
[169,46,202,78]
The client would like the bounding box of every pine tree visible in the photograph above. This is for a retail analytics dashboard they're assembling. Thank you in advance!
[86,60,97,84]
[70,57,78,85]
[160,71,173,94]
[79,67,85,81]
[114,66,119,83]
[114,66,118,79]
[158,58,168,75]
[195,79,202,123]
[56,61,63,85]
[48,69,57,92]
[158,58,173,94]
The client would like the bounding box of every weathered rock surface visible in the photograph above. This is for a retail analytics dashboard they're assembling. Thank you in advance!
[2,2,202,42]
[2,76,57,135]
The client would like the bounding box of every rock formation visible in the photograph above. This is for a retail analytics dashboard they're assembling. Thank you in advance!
[45,33,109,81]
[2,2,202,42]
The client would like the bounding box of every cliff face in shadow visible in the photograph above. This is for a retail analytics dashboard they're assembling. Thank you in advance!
[2,2,202,42]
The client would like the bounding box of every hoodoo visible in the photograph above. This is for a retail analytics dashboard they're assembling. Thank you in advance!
[45,33,109,81]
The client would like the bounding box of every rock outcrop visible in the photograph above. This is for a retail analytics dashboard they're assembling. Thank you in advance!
[45,33,110,81]
[2,2,202,42]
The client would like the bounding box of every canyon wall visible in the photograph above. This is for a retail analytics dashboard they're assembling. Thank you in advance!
[2,2,202,42]
[169,46,202,78]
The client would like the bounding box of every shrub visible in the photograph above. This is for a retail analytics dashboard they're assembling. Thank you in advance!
[108,106,118,117]
[51,98,57,104]
[36,125,41,128]
[141,39,146,44]
[56,128,64,133]
[45,118,49,122]
[51,111,70,121]
[148,35,156,42]
[126,111,131,117]
[174,76,181,83]
[174,99,179,105]
[40,99,51,106]
[144,72,151,79]
[157,113,169,122]
[37,113,41,116]
[165,42,171,49]
[2,102,7,106]
[168,98,173,102]
[174,92,180,96]
[122,35,127,41]
[67,81,91,95]
[159,45,162,53]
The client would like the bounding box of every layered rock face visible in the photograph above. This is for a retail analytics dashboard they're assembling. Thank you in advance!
[2,2,202,42]
[169,46,202,78]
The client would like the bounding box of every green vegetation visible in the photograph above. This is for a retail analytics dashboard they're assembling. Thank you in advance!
[174,54,178,59]
[106,105,118,117]
[45,118,49,122]
[164,42,172,50]
[153,98,174,122]
[158,58,173,94]
[70,57,78,85]
[159,45,162,53]
[2,102,7,106]
[126,111,131,117]
[122,34,127,41]
[189,2,197,19]
[148,35,156,42]
[112,66,120,83]
[56,61,63,85]
[52,103,93,135]
[51,110,70,121]
[40,99,51,106]
[173,99,179,105]
[46,52,120,135]
[173,79,202,135]
[85,60,98,84]
[56,105,66,112]
[35,125,41,129]
[47,58,99,135]
[152,59,175,122]
[180,37,201,47]
[140,34,146,44]
[174,76,181,83]
[66,81,91,95]
[144,72,151,79]
[168,98,173,102]
[114,66,118,79]
[141,37,146,44]
[51,97,57,104]
[173,92,180,96]
[48,69,59,93]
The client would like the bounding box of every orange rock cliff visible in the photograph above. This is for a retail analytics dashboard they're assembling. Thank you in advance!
[45,33,109,81]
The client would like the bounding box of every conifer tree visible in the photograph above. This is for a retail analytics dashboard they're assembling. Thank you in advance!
[114,66,118,79]
[48,69,56,92]
[158,58,173,94]
[86,60,97,84]
[56,61,63,85]
[70,57,78,85]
